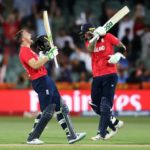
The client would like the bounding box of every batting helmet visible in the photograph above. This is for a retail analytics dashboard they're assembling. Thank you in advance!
[79,23,96,40]
[34,35,51,52]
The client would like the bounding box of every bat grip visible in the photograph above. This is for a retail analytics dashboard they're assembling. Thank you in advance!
[89,34,99,43]
[54,56,59,68]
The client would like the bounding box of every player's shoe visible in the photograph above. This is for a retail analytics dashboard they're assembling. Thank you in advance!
[67,132,86,144]
[27,138,44,145]
[91,129,116,141]
[91,134,102,141]
[91,132,113,141]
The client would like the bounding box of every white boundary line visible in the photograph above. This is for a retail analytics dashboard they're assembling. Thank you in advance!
[0,144,150,147]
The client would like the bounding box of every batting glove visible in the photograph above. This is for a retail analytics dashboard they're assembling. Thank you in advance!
[93,26,106,37]
[108,52,125,64]
[46,46,58,60]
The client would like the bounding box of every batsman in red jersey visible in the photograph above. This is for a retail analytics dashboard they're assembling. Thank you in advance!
[80,24,126,140]
[17,29,86,144]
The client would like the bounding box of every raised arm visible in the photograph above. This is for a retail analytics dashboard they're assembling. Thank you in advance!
[28,47,58,69]
[87,39,97,52]
[28,56,48,69]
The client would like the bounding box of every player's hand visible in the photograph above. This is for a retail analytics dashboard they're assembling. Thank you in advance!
[39,51,45,59]
[108,52,125,64]
[93,26,106,37]
[46,46,58,60]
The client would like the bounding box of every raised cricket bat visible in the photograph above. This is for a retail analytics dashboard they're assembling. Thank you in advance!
[43,11,59,68]
[89,6,130,43]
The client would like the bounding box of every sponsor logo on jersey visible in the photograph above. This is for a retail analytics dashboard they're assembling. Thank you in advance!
[94,45,106,52]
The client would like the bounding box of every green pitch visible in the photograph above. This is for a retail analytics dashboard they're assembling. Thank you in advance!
[0,116,150,150]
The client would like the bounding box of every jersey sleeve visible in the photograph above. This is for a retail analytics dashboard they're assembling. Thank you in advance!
[22,48,34,64]
[106,33,120,46]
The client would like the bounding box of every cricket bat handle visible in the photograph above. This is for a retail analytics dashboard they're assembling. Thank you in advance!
[54,56,59,68]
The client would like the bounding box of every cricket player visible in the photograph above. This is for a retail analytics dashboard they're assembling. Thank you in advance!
[16,29,86,144]
[79,24,125,140]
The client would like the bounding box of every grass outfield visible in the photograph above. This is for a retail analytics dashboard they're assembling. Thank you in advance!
[0,116,149,150]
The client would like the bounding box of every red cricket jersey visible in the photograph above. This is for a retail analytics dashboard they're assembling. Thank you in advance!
[19,46,47,80]
[85,33,120,77]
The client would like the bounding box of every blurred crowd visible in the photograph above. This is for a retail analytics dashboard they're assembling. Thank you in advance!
[0,0,150,88]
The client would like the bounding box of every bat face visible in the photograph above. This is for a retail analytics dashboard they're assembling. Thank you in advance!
[103,21,113,32]
[43,10,59,68]
[103,6,130,32]
[43,11,54,47]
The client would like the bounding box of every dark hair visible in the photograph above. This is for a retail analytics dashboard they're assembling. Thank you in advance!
[14,29,24,44]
